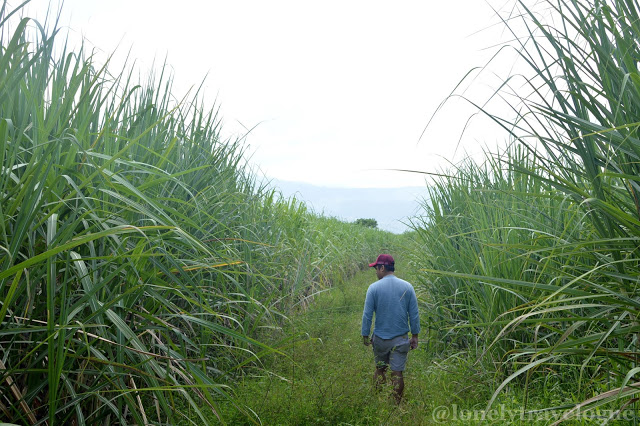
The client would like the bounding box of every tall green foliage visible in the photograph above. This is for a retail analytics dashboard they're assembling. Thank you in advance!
[0,3,394,424]
[412,0,640,419]
[410,148,589,348]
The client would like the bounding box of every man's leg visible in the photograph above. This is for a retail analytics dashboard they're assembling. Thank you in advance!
[372,336,390,390]
[391,371,404,404]
[388,336,410,404]
[374,364,387,389]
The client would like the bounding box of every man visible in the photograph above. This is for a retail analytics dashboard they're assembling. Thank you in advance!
[361,254,420,404]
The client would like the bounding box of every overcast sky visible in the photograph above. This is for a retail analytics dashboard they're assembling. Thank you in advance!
[22,0,518,190]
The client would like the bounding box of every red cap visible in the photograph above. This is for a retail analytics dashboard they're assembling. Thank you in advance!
[368,254,395,267]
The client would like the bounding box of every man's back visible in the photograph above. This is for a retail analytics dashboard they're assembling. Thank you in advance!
[361,275,420,339]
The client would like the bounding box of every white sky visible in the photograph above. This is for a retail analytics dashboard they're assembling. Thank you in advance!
[23,0,518,188]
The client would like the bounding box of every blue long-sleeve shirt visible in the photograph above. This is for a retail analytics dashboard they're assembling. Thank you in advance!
[361,275,421,339]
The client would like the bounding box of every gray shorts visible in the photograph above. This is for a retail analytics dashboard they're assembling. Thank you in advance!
[372,334,410,372]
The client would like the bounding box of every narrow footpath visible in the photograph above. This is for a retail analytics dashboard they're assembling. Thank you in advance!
[217,269,446,425]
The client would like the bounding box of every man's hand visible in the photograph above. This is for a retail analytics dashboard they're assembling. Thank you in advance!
[363,335,371,346]
[410,334,419,350]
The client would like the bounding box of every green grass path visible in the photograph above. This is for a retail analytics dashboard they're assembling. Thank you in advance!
[211,269,586,425]
[215,269,494,425]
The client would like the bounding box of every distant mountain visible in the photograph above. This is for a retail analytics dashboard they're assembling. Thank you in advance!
[271,180,430,233]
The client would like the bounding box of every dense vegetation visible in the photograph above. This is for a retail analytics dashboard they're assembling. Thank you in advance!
[354,218,378,229]
[0,3,396,424]
[5,0,640,424]
[410,0,640,421]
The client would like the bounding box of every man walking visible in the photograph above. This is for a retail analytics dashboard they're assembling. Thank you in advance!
[361,254,420,404]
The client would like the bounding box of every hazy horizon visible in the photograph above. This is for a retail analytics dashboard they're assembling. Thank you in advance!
[272,179,429,233]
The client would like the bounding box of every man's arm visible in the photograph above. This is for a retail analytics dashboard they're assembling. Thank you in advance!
[361,287,375,345]
[410,334,418,350]
[408,286,421,349]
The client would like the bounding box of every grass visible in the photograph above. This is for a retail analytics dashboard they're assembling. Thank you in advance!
[212,268,583,425]
[410,0,640,421]
[215,269,465,425]
[0,2,399,423]
[6,0,640,422]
